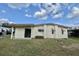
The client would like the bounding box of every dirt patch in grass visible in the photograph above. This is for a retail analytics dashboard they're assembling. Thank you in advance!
[62,44,79,50]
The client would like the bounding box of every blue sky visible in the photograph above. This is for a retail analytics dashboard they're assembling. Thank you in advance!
[0,3,79,25]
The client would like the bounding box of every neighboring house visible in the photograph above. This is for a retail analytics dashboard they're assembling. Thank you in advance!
[68,25,79,37]
[10,23,69,39]
[0,27,11,36]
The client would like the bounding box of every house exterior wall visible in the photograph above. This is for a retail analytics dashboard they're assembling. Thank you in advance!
[14,25,68,39]
[15,28,25,39]
[44,25,68,39]
[44,25,55,38]
[31,25,68,39]
[54,26,68,38]
[15,27,32,39]
[31,26,44,38]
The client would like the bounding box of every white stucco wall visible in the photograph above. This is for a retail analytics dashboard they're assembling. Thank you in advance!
[14,24,68,39]
[31,26,44,38]
[54,26,68,38]
[32,25,68,39]
[44,25,55,38]
[15,28,25,39]
[44,25,68,39]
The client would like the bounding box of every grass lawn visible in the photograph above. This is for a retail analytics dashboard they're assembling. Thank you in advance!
[0,36,79,56]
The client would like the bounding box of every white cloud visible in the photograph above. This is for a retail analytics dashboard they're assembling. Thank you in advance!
[9,21,15,24]
[34,3,63,20]
[8,3,42,10]
[25,14,32,17]
[0,18,9,23]
[34,9,46,17]
[0,18,14,24]
[7,3,65,20]
[67,14,73,18]
[67,7,79,18]
[53,13,63,18]
[8,3,30,9]
[41,16,48,20]
[41,3,64,19]
[34,9,47,20]
[42,3,61,14]
[38,16,48,20]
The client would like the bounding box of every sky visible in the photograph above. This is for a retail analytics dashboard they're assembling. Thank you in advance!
[0,3,79,26]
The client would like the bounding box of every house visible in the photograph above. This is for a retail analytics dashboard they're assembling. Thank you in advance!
[0,22,11,36]
[68,25,79,37]
[0,27,11,36]
[10,23,69,39]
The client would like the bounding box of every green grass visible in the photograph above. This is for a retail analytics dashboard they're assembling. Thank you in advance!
[0,36,79,56]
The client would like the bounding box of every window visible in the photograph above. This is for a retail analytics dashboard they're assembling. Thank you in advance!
[61,29,64,34]
[52,29,55,34]
[38,29,44,32]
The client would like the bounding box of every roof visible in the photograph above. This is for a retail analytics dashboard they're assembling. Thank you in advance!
[35,23,70,28]
[9,24,34,27]
[9,23,70,28]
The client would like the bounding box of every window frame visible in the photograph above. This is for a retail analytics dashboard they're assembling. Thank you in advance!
[52,29,55,34]
[38,29,44,32]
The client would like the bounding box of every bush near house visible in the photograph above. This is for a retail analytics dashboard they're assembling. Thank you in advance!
[0,36,79,56]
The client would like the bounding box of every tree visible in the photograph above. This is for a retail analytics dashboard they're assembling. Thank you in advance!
[2,23,9,27]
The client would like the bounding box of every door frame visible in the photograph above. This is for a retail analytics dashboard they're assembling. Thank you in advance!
[24,28,31,39]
